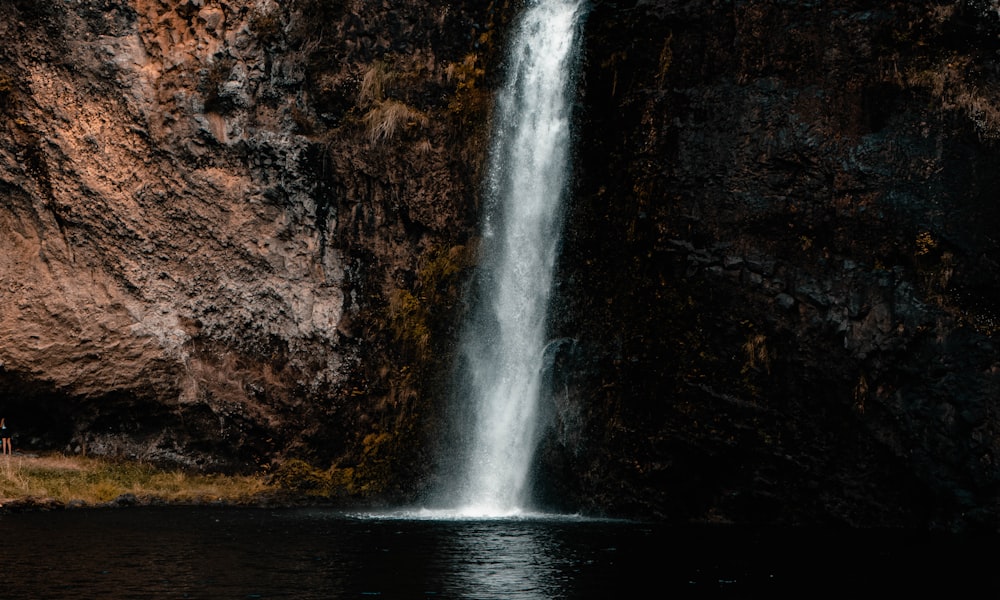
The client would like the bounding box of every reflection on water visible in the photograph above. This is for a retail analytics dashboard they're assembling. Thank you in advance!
[2,507,644,599]
[447,521,559,599]
[1,506,997,599]
[340,509,617,598]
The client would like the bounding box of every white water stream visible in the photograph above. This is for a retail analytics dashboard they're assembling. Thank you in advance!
[450,0,588,517]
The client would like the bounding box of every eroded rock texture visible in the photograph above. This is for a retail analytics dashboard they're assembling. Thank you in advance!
[0,0,495,482]
[542,0,1000,530]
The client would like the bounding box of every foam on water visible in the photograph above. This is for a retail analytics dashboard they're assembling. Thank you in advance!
[348,507,594,523]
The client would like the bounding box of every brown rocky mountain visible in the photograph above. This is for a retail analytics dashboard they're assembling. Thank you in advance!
[1,0,998,530]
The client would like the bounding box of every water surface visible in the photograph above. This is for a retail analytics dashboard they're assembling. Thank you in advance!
[3,507,996,598]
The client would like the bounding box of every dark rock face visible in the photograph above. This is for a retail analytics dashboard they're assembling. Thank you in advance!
[541,0,1000,529]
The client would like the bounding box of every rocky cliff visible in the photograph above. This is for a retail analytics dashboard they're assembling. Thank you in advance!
[1,0,999,530]
[0,0,496,486]
[541,0,1000,530]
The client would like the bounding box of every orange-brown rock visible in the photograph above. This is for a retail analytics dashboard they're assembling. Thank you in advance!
[0,0,493,474]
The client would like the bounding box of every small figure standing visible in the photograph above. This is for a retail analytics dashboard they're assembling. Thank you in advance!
[1,418,12,455]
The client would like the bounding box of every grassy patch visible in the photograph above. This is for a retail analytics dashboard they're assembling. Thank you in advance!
[0,454,282,506]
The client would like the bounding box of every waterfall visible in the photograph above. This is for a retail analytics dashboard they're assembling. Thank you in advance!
[450,0,588,517]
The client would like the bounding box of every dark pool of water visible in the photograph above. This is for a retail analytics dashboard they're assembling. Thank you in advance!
[2,506,997,598]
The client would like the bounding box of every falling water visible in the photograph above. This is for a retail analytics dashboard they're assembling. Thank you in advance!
[450,0,588,517]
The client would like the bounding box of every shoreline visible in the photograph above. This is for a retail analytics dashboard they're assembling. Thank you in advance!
[0,451,358,514]
[0,490,338,513]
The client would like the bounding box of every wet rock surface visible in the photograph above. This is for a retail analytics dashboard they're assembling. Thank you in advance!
[542,0,1000,530]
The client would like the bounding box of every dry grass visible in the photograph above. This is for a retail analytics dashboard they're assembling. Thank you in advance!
[363,99,427,145]
[359,60,392,107]
[901,56,1000,141]
[0,453,276,506]
[742,332,771,375]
